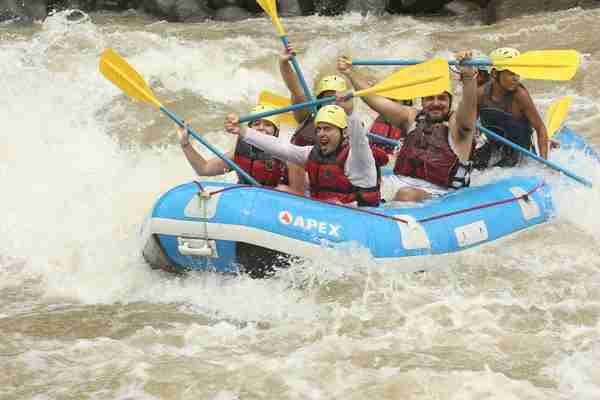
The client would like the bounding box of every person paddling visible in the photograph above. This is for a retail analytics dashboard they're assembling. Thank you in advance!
[178,104,288,188]
[473,47,550,169]
[225,105,388,207]
[336,51,478,202]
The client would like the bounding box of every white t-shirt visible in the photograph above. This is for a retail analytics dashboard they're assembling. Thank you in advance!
[243,113,378,188]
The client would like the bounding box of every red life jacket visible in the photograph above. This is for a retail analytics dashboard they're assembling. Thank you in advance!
[305,144,389,207]
[233,140,288,187]
[368,114,405,154]
[393,114,470,188]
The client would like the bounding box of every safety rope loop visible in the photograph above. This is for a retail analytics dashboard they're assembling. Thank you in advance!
[200,181,546,226]
[205,184,410,224]
[417,181,545,224]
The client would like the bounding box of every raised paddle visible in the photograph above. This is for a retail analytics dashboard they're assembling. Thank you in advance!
[258,90,299,127]
[256,0,315,108]
[546,96,573,138]
[238,59,450,123]
[99,48,260,186]
[352,50,581,81]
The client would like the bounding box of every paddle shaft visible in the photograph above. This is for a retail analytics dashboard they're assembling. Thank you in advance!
[239,95,336,123]
[360,123,592,187]
[161,107,261,186]
[367,133,401,147]
[352,59,491,66]
[280,36,316,111]
[478,123,592,187]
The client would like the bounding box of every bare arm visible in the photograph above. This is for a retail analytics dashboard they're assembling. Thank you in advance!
[450,52,478,162]
[279,45,310,123]
[516,88,549,159]
[178,125,233,176]
[337,56,417,131]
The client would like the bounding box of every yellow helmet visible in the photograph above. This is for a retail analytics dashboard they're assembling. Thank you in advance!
[316,75,348,97]
[314,105,347,129]
[490,47,521,72]
[250,104,280,130]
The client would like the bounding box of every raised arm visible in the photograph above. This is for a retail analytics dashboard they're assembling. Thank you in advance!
[178,125,232,176]
[337,56,417,131]
[225,114,311,166]
[279,44,311,123]
[450,51,478,162]
[516,88,549,159]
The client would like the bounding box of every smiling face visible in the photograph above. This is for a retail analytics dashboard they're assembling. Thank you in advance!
[421,92,451,123]
[249,119,278,136]
[315,122,343,156]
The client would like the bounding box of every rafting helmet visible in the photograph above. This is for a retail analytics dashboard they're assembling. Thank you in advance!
[316,75,348,97]
[490,47,520,72]
[314,104,348,129]
[249,104,280,130]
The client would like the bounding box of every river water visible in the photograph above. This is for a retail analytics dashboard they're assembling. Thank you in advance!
[1,7,600,399]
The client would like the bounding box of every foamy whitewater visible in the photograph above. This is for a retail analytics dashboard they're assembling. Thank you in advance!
[1,8,599,399]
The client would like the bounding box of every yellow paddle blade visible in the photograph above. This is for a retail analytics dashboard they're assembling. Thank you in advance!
[99,48,162,109]
[491,50,580,81]
[256,0,285,36]
[259,90,291,108]
[258,91,298,127]
[546,96,573,138]
[355,58,450,100]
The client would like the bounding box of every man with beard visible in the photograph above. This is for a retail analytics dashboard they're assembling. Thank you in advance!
[473,47,549,169]
[224,105,389,207]
[336,52,478,202]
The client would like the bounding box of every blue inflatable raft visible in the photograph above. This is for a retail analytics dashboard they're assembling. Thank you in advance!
[140,127,596,276]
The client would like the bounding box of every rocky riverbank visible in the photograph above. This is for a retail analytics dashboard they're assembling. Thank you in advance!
[1,0,599,25]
